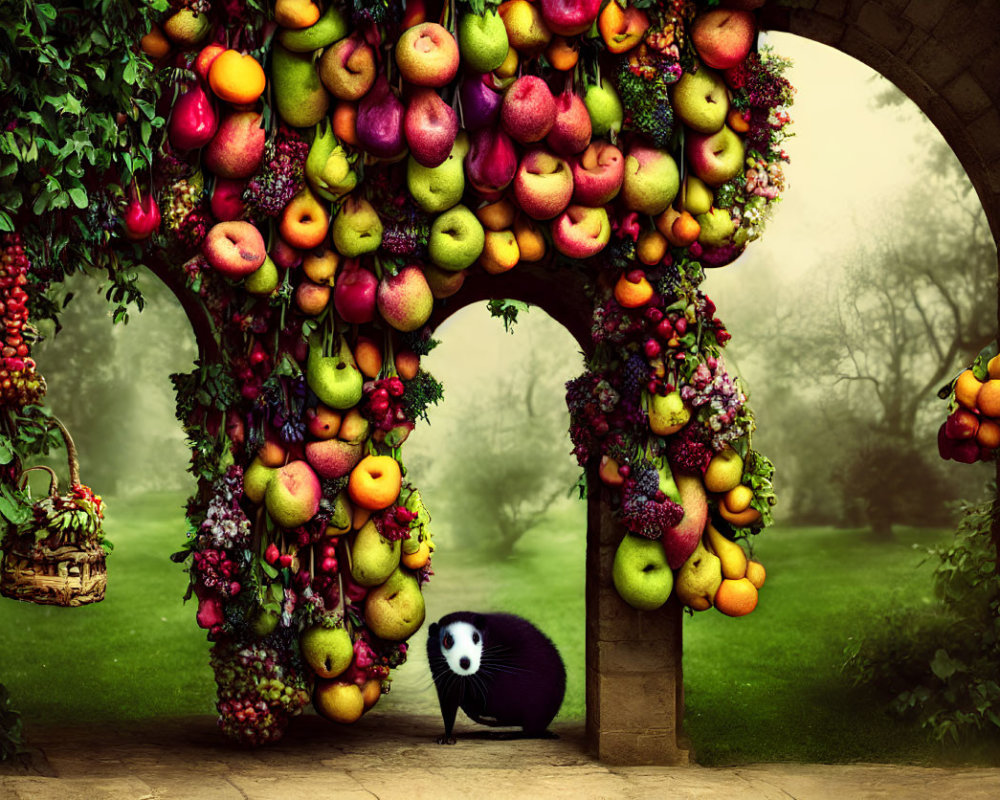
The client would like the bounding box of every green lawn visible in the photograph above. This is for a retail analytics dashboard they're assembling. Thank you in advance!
[2,493,997,765]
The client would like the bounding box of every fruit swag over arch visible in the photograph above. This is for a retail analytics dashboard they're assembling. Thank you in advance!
[0,0,792,745]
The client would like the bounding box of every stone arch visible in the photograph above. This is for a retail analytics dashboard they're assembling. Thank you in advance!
[760,1,1000,246]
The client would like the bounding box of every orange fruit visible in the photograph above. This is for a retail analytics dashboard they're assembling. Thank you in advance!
[274,0,320,29]
[140,24,171,59]
[988,354,1000,380]
[479,229,520,274]
[401,540,431,570]
[395,350,420,381]
[513,215,546,262]
[714,577,758,617]
[614,271,654,308]
[671,211,701,246]
[360,679,382,710]
[314,681,364,724]
[333,102,359,147]
[348,455,402,511]
[954,369,983,410]
[279,189,330,249]
[353,337,383,379]
[209,50,266,105]
[476,199,517,231]
[719,504,761,527]
[745,560,766,589]
[977,379,1000,417]
[724,484,754,513]
[545,36,579,71]
[976,418,1000,449]
[636,230,667,266]
[727,108,750,134]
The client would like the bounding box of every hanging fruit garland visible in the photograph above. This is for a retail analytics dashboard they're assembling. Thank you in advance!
[120,0,795,745]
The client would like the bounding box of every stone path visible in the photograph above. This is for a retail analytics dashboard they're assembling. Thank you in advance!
[3,714,1000,800]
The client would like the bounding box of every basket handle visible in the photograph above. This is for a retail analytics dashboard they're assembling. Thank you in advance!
[51,416,81,487]
[17,465,59,497]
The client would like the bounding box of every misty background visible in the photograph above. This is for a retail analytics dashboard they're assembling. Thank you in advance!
[30,31,996,548]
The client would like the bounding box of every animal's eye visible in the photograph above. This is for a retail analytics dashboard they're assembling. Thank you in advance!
[472,633,480,645]
[443,633,453,649]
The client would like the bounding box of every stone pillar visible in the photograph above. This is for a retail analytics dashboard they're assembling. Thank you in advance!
[586,468,690,765]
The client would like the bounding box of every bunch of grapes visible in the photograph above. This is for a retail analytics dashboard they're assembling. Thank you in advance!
[243,128,309,219]
[0,234,45,407]
[210,641,311,746]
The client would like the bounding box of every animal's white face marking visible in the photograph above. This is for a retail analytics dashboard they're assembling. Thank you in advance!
[440,621,482,676]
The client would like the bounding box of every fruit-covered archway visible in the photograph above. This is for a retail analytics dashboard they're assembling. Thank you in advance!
[0,0,797,766]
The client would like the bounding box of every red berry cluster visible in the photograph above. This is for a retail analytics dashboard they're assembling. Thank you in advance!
[363,376,408,430]
[0,233,44,407]
[193,547,241,598]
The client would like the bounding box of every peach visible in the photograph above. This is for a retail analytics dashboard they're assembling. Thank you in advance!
[193,43,226,82]
[279,188,331,250]
[551,205,610,259]
[306,405,342,440]
[545,36,578,71]
[258,431,287,467]
[598,454,624,487]
[479,229,520,274]
[306,439,364,480]
[319,35,376,101]
[348,455,403,510]
[513,215,546,262]
[395,22,460,88]
[295,279,331,316]
[571,141,624,206]
[475,198,517,231]
[203,111,265,179]
[598,2,649,54]
[208,50,266,105]
[395,350,420,380]
[354,336,383,379]
[691,9,756,70]
[954,369,983,410]
[202,221,266,279]
[513,148,574,220]
[636,229,668,266]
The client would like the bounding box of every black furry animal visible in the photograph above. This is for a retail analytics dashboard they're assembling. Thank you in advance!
[427,611,566,745]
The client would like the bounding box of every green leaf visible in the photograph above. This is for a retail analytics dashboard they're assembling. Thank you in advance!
[930,648,963,680]
[67,186,87,209]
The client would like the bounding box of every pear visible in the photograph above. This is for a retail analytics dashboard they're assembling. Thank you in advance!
[583,80,623,138]
[278,3,348,52]
[306,334,363,410]
[350,519,401,587]
[661,472,709,569]
[675,537,723,611]
[327,491,353,536]
[271,43,330,128]
[245,255,279,296]
[406,134,467,213]
[612,533,674,611]
[683,176,714,216]
[696,207,738,247]
[332,196,383,257]
[305,120,357,201]
[300,625,353,679]
[705,522,748,580]
[243,457,277,504]
[364,567,426,640]
[647,390,691,436]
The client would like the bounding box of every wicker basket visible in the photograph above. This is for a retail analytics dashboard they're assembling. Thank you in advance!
[0,423,107,607]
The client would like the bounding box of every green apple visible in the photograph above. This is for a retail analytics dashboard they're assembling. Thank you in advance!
[612,533,674,611]
[332,196,383,257]
[364,567,426,641]
[306,334,363,410]
[350,519,401,587]
[583,80,623,138]
[622,144,679,216]
[674,537,723,611]
[243,457,277,504]
[300,625,354,679]
[458,11,509,73]
[427,204,485,271]
[671,66,729,134]
[696,207,737,247]
[265,460,321,529]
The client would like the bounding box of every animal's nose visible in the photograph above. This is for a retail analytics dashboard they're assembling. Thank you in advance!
[460,656,470,670]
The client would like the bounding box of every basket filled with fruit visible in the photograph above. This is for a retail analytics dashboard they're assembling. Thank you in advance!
[0,420,108,607]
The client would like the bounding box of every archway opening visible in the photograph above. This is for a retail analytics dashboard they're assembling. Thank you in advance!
[681,32,997,765]
[382,301,588,725]
[0,270,214,725]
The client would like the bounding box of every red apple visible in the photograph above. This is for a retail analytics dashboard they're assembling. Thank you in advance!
[539,0,601,36]
[551,205,610,258]
[686,126,745,187]
[333,259,378,323]
[571,141,624,206]
[209,177,247,222]
[513,148,574,220]
[546,91,592,156]
[501,75,556,144]
[203,110,265,179]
